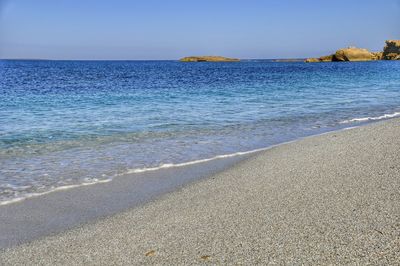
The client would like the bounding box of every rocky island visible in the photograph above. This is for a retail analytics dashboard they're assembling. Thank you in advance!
[305,40,400,62]
[383,40,400,60]
[179,56,240,62]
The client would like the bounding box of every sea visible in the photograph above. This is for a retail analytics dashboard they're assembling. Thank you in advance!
[1,59,400,204]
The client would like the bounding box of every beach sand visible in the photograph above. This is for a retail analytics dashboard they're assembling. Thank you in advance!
[0,119,399,265]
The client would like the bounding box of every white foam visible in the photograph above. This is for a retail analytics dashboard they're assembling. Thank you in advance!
[123,147,270,175]
[0,147,279,206]
[340,112,400,124]
[0,179,111,206]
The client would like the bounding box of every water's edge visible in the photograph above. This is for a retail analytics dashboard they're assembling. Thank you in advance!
[8,109,400,206]
[0,148,251,250]
[0,118,371,207]
[1,119,382,250]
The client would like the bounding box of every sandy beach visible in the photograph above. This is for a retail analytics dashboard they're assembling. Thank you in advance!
[2,1,400,265]
[1,118,399,265]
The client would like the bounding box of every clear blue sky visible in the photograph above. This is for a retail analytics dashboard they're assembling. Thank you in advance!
[0,0,399,60]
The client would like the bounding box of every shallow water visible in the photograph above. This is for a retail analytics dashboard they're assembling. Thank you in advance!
[1,60,400,203]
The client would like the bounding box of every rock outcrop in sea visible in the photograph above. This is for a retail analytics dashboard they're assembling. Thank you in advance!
[383,40,400,60]
[305,40,400,62]
[334,47,377,61]
[179,56,240,62]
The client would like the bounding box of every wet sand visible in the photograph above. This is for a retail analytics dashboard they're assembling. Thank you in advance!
[1,119,399,264]
[0,152,248,250]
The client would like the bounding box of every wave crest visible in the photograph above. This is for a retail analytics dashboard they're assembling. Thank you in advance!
[340,112,400,124]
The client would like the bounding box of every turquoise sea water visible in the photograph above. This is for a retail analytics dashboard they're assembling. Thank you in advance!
[1,60,400,203]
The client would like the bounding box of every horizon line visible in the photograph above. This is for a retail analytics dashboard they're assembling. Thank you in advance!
[0,57,306,61]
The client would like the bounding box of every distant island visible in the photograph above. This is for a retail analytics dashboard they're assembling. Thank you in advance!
[179,56,240,62]
[306,40,400,62]
[179,40,399,63]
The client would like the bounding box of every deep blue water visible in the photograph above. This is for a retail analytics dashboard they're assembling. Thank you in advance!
[1,60,400,203]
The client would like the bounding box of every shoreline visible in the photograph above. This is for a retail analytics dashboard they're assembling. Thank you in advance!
[0,118,399,264]
[0,121,368,246]
[0,119,390,247]
[0,146,272,207]
[0,149,251,250]
[3,110,400,207]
